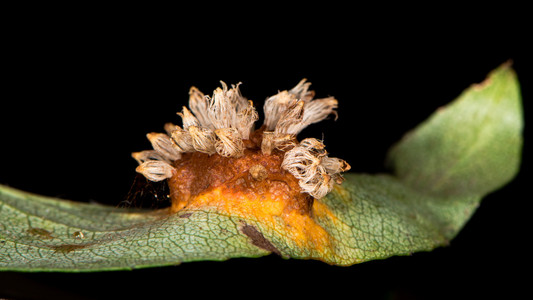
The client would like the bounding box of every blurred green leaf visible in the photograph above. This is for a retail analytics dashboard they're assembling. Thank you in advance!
[387,62,522,197]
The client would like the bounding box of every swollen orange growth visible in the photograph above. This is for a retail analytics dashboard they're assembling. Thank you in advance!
[168,148,313,215]
[131,80,349,257]
[167,145,338,255]
[165,127,341,256]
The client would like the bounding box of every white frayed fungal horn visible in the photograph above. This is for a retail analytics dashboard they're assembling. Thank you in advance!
[135,160,176,182]
[261,80,338,154]
[146,133,181,162]
[133,79,349,199]
[281,138,350,199]
[214,127,244,158]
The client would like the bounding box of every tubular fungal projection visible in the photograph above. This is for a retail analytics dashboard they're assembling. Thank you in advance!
[133,79,350,213]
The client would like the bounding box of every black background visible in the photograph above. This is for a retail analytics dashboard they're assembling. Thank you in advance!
[1,6,530,300]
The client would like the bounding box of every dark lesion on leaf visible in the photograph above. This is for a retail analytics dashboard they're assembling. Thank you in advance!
[50,243,95,253]
[179,212,193,219]
[27,228,54,240]
[239,221,281,256]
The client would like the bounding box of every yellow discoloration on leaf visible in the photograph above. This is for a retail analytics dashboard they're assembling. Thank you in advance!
[185,185,335,258]
[331,184,352,202]
[312,199,341,225]
[283,209,333,257]
[187,187,285,219]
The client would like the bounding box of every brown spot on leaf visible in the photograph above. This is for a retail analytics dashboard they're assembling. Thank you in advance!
[51,243,95,253]
[179,213,193,218]
[27,228,54,239]
[240,222,281,256]
[473,78,493,91]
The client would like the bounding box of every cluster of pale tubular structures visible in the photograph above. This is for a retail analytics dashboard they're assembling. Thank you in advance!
[133,79,350,199]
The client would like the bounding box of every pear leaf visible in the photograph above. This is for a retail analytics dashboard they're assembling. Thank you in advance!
[0,64,522,271]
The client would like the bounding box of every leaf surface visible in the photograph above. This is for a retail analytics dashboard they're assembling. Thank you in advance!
[0,64,522,271]
[387,63,522,197]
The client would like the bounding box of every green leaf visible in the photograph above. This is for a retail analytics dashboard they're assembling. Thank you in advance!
[387,62,523,197]
[0,63,522,271]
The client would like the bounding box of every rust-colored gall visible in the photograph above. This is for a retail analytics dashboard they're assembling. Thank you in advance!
[168,147,313,215]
